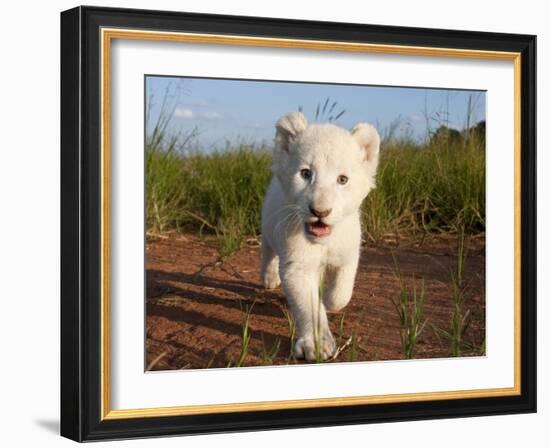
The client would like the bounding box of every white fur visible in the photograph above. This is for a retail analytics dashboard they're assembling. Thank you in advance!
[261,112,380,361]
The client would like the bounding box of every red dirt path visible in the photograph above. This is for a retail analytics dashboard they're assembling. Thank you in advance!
[146,234,485,370]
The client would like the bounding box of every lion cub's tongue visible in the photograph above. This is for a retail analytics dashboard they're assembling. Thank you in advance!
[308,221,331,237]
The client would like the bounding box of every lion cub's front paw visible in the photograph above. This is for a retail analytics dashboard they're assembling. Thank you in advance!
[262,269,281,289]
[293,332,336,361]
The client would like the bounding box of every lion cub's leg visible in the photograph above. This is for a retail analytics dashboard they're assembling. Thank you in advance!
[261,237,281,289]
[323,259,359,312]
[280,263,336,361]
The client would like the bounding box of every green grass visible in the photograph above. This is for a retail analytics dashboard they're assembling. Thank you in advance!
[337,312,346,345]
[391,252,427,359]
[362,138,485,243]
[146,136,485,253]
[234,301,255,367]
[260,334,281,366]
[449,231,469,356]
[431,231,485,357]
[146,144,272,255]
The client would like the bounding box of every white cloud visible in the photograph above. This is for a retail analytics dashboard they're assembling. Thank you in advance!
[200,111,223,120]
[174,107,194,118]
[174,107,223,120]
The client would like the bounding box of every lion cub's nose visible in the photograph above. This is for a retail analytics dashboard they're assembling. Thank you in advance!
[309,206,332,218]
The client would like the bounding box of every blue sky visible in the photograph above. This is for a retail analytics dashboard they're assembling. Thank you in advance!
[145,76,485,150]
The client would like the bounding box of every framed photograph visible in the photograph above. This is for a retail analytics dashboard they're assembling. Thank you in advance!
[60,6,536,441]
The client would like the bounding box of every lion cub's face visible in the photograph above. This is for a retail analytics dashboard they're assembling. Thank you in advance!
[272,112,380,241]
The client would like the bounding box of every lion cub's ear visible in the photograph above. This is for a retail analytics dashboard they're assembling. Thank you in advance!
[275,112,308,152]
[351,123,380,176]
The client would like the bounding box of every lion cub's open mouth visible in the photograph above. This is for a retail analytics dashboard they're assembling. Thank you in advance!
[306,221,332,238]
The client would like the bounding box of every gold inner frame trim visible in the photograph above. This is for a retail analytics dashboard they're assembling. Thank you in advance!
[100,27,522,421]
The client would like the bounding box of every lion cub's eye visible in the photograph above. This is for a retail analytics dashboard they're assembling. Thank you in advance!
[337,175,349,185]
[300,169,312,180]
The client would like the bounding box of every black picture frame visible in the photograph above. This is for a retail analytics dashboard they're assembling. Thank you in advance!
[61,5,536,442]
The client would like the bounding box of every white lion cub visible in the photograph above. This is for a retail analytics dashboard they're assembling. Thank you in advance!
[261,112,380,361]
